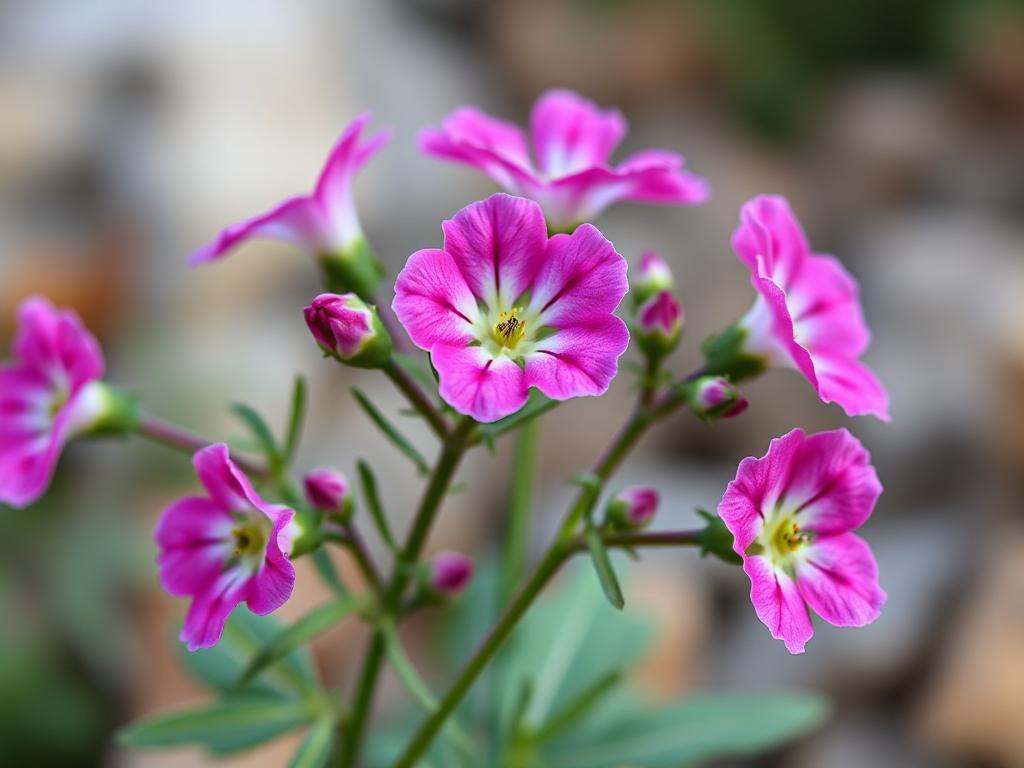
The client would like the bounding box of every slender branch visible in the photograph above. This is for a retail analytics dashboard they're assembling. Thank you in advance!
[501,419,539,605]
[137,413,268,477]
[325,524,384,591]
[382,359,449,440]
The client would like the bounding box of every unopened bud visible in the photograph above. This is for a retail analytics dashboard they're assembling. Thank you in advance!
[428,550,474,597]
[304,292,391,368]
[303,469,351,516]
[633,290,683,358]
[687,376,748,421]
[631,250,674,307]
[606,487,659,530]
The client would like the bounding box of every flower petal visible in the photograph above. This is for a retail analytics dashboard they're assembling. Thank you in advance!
[797,533,886,628]
[524,315,629,401]
[530,89,626,177]
[440,194,548,306]
[527,223,628,326]
[787,428,883,534]
[392,248,480,349]
[744,554,814,654]
[431,344,529,423]
[247,549,296,615]
[731,195,810,285]
[193,443,252,513]
[814,354,891,422]
[155,496,232,597]
[313,113,391,234]
[180,570,250,652]
[790,254,870,357]
[14,296,104,389]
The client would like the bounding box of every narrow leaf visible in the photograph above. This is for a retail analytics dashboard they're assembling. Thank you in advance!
[357,460,397,551]
[288,717,335,768]
[352,387,430,474]
[236,597,364,689]
[232,403,281,467]
[480,392,557,439]
[119,695,312,754]
[311,548,347,596]
[283,375,307,467]
[533,670,622,743]
[585,526,625,610]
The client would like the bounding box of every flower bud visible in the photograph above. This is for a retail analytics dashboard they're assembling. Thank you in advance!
[428,550,474,597]
[304,292,392,369]
[606,487,659,530]
[687,376,748,421]
[633,290,683,358]
[631,250,674,307]
[303,469,351,515]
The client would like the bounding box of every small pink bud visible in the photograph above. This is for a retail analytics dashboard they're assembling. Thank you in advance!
[632,250,674,306]
[429,550,474,596]
[689,376,748,420]
[607,487,659,530]
[304,293,391,368]
[633,290,683,357]
[303,469,350,513]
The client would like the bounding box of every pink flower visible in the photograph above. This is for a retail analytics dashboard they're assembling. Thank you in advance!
[731,195,890,421]
[303,468,350,513]
[304,293,391,368]
[718,428,886,654]
[429,550,474,596]
[419,90,709,230]
[392,194,630,422]
[0,296,107,508]
[189,115,390,298]
[155,444,298,651]
[607,486,659,529]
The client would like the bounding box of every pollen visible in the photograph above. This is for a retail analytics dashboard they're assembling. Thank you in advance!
[493,308,527,349]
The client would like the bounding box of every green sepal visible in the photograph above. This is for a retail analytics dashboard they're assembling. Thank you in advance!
[82,382,140,436]
[700,323,767,382]
[319,238,382,301]
[696,508,743,565]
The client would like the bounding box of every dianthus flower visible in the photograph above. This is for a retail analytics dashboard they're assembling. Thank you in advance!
[420,89,709,230]
[155,444,297,651]
[718,428,886,653]
[392,194,629,422]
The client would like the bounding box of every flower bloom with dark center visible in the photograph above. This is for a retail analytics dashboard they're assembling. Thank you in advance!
[718,428,886,653]
[392,193,630,422]
[419,90,709,230]
[155,444,298,651]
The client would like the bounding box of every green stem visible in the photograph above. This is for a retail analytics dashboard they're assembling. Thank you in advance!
[137,413,268,477]
[338,417,475,768]
[383,359,449,440]
[501,419,539,605]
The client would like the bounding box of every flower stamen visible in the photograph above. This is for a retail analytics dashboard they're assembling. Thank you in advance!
[493,308,527,350]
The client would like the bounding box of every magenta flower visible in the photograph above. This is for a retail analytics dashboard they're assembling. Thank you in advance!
[428,550,474,597]
[392,194,629,422]
[718,428,886,654]
[189,115,390,297]
[0,296,107,508]
[303,468,350,513]
[419,90,709,230]
[607,486,659,530]
[731,195,889,421]
[155,444,298,651]
[304,293,391,368]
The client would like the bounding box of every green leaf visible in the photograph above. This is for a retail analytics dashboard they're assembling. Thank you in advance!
[232,403,281,468]
[352,387,429,474]
[119,694,315,754]
[539,691,830,768]
[236,597,365,689]
[357,459,397,551]
[177,611,317,697]
[533,670,622,743]
[288,717,335,768]
[478,392,557,440]
[283,376,307,467]
[585,526,625,610]
[311,547,347,596]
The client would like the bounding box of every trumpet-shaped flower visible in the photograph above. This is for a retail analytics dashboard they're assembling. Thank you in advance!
[718,428,886,654]
[419,90,709,230]
[730,195,889,421]
[392,194,629,422]
[155,444,297,651]
[189,115,390,297]
[0,297,107,508]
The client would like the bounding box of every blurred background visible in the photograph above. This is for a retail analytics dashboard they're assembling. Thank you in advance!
[2,0,1023,766]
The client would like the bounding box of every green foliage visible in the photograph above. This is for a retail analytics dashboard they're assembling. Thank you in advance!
[287,717,336,768]
[352,387,430,474]
[357,459,398,551]
[584,525,625,610]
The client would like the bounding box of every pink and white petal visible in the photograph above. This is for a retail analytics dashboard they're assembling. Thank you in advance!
[418,129,534,194]
[14,297,104,388]
[787,428,883,534]
[523,315,629,401]
[790,255,870,357]
[0,399,79,508]
[527,224,628,325]
[155,497,232,597]
[797,533,886,628]
[193,444,251,513]
[246,555,296,615]
[313,113,391,220]
[431,344,529,423]
[180,570,251,652]
[530,90,626,177]
[392,248,480,350]
[437,106,533,170]
[718,429,806,551]
[744,554,815,654]
[731,195,810,284]
[441,194,548,305]
[615,150,711,205]
[813,354,891,422]
[188,196,326,267]
[747,272,818,386]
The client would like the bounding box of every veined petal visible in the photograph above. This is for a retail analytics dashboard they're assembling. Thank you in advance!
[180,570,251,652]
[527,224,628,326]
[731,195,810,285]
[790,255,870,357]
[530,89,626,177]
[814,354,891,422]
[436,106,533,170]
[247,547,296,615]
[14,296,104,389]
[418,128,540,195]
[432,344,529,423]
[523,315,628,401]
[193,443,252,513]
[615,149,711,204]
[787,428,883,534]
[392,248,480,349]
[155,496,233,597]
[797,533,886,628]
[744,554,814,654]
[441,194,547,305]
